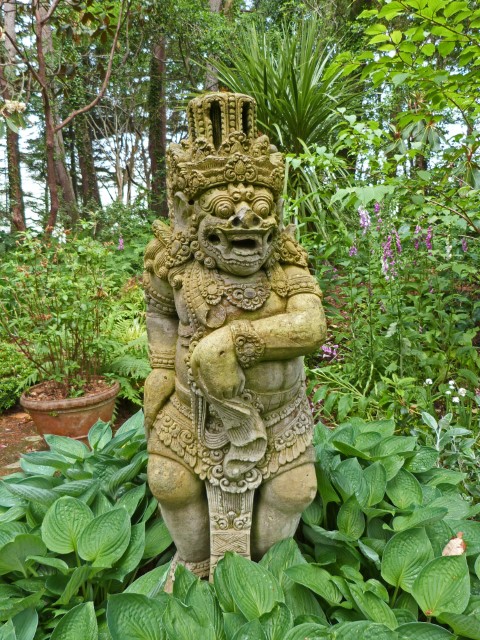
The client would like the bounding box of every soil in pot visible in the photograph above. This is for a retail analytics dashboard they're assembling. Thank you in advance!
[20,378,120,442]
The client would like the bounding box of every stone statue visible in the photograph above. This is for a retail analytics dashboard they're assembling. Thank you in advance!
[143,92,327,587]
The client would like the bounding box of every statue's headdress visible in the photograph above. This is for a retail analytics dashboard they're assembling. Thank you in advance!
[166,93,285,210]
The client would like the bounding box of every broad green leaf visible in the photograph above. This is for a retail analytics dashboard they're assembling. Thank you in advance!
[0,523,28,548]
[0,592,44,624]
[333,620,398,639]
[363,462,387,507]
[143,518,172,559]
[259,603,293,640]
[125,563,170,596]
[43,435,89,460]
[349,582,398,630]
[117,484,146,517]
[51,602,98,640]
[172,564,200,602]
[337,496,365,539]
[386,469,423,509]
[392,507,448,532]
[115,409,144,436]
[88,420,113,450]
[284,624,330,640]
[438,612,480,639]
[185,580,226,640]
[0,620,16,640]
[397,622,454,638]
[106,523,145,580]
[259,538,306,584]
[331,458,368,504]
[446,520,480,556]
[412,555,470,616]
[381,528,434,592]
[220,553,284,621]
[382,456,405,481]
[232,620,266,640]
[370,436,416,459]
[285,564,343,605]
[12,608,38,640]
[0,535,46,576]
[41,496,93,554]
[163,597,215,640]
[56,565,100,606]
[78,508,131,567]
[26,556,69,574]
[404,448,439,473]
[223,613,247,639]
[107,594,167,640]
[1,483,56,507]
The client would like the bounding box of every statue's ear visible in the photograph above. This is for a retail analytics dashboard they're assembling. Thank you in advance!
[173,192,194,229]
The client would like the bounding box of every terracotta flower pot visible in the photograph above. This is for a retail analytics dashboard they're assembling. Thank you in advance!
[20,380,120,442]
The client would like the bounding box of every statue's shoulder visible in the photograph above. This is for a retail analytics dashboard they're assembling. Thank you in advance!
[143,219,176,315]
[274,227,309,268]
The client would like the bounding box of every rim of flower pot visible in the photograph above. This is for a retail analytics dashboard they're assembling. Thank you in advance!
[20,378,120,412]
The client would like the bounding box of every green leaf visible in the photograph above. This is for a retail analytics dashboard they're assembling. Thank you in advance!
[0,522,29,548]
[412,555,470,616]
[392,507,448,532]
[43,435,89,460]
[78,508,131,568]
[232,620,266,640]
[348,583,398,630]
[391,30,403,44]
[163,597,215,640]
[259,603,293,640]
[117,484,146,517]
[381,528,434,592]
[363,462,387,506]
[51,602,98,640]
[57,565,101,606]
[284,624,330,640]
[185,580,226,640]
[338,496,366,539]
[88,420,113,450]
[285,564,343,605]
[438,40,455,57]
[125,563,170,597]
[12,608,38,640]
[0,592,44,624]
[404,448,439,473]
[107,594,168,640]
[107,523,145,580]
[438,612,480,639]
[397,622,454,638]
[41,496,94,554]
[0,535,47,576]
[26,555,69,574]
[143,518,172,559]
[0,620,16,640]
[219,553,284,621]
[386,469,423,509]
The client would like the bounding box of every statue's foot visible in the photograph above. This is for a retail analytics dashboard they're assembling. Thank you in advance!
[164,552,210,593]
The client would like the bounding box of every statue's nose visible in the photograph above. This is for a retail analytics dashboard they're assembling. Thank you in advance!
[229,206,262,229]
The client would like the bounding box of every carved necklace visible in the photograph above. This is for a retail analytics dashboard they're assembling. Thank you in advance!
[199,265,271,311]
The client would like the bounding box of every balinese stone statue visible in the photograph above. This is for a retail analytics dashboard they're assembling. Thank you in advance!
[143,92,327,587]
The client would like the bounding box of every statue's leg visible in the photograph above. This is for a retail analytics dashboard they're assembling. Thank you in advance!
[251,462,317,560]
[147,454,210,562]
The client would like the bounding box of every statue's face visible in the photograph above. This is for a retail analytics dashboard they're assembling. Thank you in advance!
[196,183,279,276]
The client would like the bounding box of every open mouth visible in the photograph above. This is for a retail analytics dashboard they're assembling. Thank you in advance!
[206,230,268,257]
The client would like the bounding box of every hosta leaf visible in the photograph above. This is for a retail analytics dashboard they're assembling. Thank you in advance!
[363,462,387,507]
[333,621,398,639]
[0,620,16,640]
[219,553,284,621]
[106,523,145,580]
[116,484,146,517]
[51,602,98,640]
[438,612,480,639]
[284,624,330,640]
[412,555,470,617]
[0,592,44,623]
[88,420,113,450]
[143,518,172,559]
[396,622,454,638]
[1,483,56,507]
[232,620,266,640]
[348,582,398,630]
[259,602,293,640]
[338,496,365,539]
[392,507,448,532]
[78,508,131,568]
[370,436,416,459]
[125,563,170,597]
[0,522,28,548]
[43,435,89,460]
[381,528,434,593]
[163,597,216,640]
[0,535,46,576]
[446,519,480,556]
[185,580,225,640]
[107,453,148,496]
[107,593,168,640]
[26,555,69,574]
[386,469,423,509]
[172,563,197,602]
[259,538,306,584]
[12,607,38,640]
[285,564,343,605]
[404,448,439,473]
[41,496,94,554]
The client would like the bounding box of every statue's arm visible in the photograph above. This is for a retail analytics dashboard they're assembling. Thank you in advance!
[143,271,178,438]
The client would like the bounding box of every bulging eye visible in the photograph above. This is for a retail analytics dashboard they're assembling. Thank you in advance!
[214,199,234,217]
[252,198,272,217]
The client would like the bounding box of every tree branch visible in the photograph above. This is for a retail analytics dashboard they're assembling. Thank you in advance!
[39,0,63,25]
[54,0,128,132]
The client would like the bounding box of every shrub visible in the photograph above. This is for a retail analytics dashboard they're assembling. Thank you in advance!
[0,342,33,412]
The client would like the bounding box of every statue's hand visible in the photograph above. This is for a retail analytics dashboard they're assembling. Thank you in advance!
[143,368,176,438]
[191,327,245,400]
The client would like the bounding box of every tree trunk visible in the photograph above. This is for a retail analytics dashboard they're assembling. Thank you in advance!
[75,115,102,207]
[0,0,26,232]
[205,0,223,91]
[148,36,168,217]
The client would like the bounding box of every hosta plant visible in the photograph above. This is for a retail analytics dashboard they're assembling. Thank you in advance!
[0,411,173,639]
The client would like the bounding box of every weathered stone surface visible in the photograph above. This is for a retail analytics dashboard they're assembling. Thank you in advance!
[143,92,327,585]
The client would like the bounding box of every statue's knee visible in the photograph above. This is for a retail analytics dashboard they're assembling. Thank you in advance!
[147,455,203,507]
[262,464,317,514]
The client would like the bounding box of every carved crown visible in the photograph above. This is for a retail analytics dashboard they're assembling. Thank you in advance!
[166,93,285,207]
